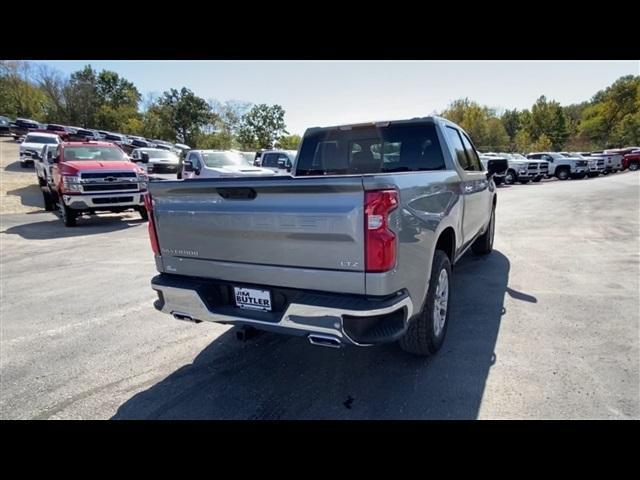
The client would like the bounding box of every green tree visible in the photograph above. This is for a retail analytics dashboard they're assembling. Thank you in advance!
[579,75,640,147]
[275,134,301,150]
[237,104,288,149]
[484,118,510,151]
[157,87,213,145]
[514,130,533,153]
[501,109,521,141]
[0,61,49,120]
[65,65,100,127]
[532,133,552,151]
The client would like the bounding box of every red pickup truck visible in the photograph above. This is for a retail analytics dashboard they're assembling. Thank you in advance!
[41,141,149,226]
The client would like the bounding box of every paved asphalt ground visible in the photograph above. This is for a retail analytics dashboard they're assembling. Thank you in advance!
[1,172,638,419]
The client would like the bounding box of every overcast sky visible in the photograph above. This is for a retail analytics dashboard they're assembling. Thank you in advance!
[38,61,639,136]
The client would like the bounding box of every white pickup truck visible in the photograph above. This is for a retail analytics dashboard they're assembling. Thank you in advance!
[526,152,588,180]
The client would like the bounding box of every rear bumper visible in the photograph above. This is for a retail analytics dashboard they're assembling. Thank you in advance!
[151,273,414,347]
[63,192,145,210]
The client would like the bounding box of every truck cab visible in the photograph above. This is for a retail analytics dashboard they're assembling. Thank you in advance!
[42,141,149,226]
[256,149,297,174]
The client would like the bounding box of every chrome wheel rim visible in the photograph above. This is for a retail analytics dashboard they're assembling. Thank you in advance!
[433,269,449,337]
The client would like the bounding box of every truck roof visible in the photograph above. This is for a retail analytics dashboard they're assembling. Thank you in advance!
[62,141,121,147]
[305,116,443,133]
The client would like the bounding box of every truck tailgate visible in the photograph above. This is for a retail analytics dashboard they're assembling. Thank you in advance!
[149,176,366,294]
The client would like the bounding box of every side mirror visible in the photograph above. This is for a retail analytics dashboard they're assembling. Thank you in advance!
[183,160,194,172]
[277,159,286,169]
[487,159,508,177]
[141,152,150,163]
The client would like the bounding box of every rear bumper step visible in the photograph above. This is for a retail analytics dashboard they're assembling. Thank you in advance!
[151,274,414,346]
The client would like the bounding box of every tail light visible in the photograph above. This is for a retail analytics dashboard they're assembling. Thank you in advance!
[144,192,160,255]
[364,189,398,272]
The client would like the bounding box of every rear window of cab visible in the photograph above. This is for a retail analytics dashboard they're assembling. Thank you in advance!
[296,123,445,175]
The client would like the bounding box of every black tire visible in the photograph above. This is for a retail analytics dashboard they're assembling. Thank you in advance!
[519,178,530,184]
[629,163,639,171]
[587,172,599,178]
[138,207,148,221]
[399,250,452,357]
[59,201,77,227]
[556,168,570,180]
[493,177,503,186]
[42,189,54,211]
[472,207,495,255]
[504,170,516,185]
[532,176,542,182]
[37,176,46,186]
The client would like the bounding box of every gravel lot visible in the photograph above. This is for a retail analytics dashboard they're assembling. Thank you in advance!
[0,137,638,419]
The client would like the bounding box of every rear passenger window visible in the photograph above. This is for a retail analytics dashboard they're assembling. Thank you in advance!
[445,127,470,170]
[460,133,482,171]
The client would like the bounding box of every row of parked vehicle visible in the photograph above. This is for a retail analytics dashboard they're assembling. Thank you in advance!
[478,148,639,185]
[4,116,192,167]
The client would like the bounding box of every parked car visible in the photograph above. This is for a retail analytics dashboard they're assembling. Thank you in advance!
[621,150,640,171]
[44,124,71,140]
[33,144,58,192]
[9,118,40,141]
[181,150,277,179]
[483,152,544,184]
[147,116,506,356]
[130,148,180,173]
[41,141,149,226]
[257,149,297,174]
[526,152,588,180]
[561,152,605,177]
[578,151,623,174]
[19,132,61,168]
[149,139,174,151]
[68,128,102,142]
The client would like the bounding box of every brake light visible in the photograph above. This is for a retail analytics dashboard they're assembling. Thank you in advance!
[364,189,398,272]
[144,192,160,255]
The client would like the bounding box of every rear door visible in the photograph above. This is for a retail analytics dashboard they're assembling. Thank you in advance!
[443,126,489,246]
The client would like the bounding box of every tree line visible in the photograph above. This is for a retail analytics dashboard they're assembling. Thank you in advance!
[439,74,639,152]
[1,61,638,153]
[0,61,301,151]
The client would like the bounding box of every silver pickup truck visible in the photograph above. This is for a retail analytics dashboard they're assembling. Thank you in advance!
[147,117,505,356]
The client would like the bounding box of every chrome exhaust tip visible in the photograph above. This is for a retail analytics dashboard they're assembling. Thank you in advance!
[308,334,343,348]
[172,312,202,323]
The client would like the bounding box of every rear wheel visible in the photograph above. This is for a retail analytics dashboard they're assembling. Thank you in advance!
[504,170,516,185]
[556,168,570,180]
[399,250,452,357]
[629,162,639,171]
[59,201,77,227]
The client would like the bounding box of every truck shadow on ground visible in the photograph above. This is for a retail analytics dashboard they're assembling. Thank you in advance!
[1,213,145,239]
[113,250,532,420]
[6,185,45,210]
[4,160,30,172]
